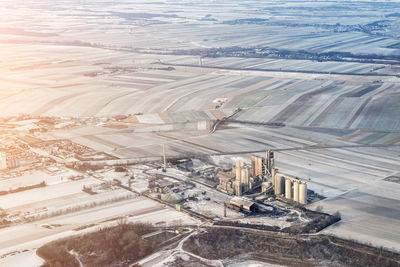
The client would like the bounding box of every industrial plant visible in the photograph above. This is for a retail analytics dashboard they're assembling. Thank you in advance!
[217,150,308,205]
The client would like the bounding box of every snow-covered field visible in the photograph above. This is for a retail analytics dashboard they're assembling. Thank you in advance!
[0,170,64,191]
[0,197,199,266]
[0,178,99,210]
[0,0,399,262]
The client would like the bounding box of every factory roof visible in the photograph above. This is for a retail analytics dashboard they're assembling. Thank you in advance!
[230,196,255,210]
[161,192,183,204]
[216,170,235,180]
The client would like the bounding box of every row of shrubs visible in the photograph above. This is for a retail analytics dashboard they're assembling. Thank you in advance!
[0,181,46,196]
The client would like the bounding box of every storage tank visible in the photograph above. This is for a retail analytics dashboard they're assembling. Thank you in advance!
[271,168,277,184]
[299,183,307,204]
[274,175,283,195]
[251,156,256,177]
[293,181,299,202]
[241,168,248,184]
[235,181,242,196]
[285,179,292,199]
[236,166,241,181]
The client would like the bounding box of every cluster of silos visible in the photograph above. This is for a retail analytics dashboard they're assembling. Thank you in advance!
[0,151,20,169]
[236,161,249,184]
[234,161,250,196]
[274,174,307,204]
[251,156,264,178]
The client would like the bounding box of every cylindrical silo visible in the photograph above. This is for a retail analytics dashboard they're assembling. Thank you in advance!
[235,166,241,181]
[285,179,292,200]
[241,168,248,185]
[235,181,242,196]
[293,181,299,202]
[271,168,276,185]
[274,175,283,195]
[299,183,307,204]
[241,168,245,183]
[251,156,256,177]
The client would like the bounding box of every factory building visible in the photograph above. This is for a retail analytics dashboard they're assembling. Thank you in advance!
[233,160,264,196]
[261,181,273,194]
[250,150,275,178]
[228,196,256,213]
[217,160,262,196]
[216,171,237,195]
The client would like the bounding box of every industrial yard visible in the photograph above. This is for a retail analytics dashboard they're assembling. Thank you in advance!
[0,0,400,266]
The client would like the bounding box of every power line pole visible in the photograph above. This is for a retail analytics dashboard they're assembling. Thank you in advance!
[162,144,167,172]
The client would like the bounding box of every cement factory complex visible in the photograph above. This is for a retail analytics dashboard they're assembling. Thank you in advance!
[1,0,400,266]
[217,151,308,205]
[0,113,397,266]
